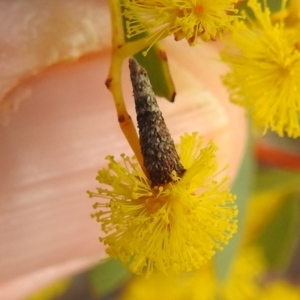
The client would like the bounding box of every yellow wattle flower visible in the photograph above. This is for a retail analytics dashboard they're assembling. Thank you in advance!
[123,0,239,54]
[221,0,300,138]
[88,132,237,276]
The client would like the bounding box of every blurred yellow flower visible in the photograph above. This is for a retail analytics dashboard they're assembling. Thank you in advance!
[261,280,300,300]
[217,247,264,300]
[221,0,300,138]
[121,246,300,299]
[120,264,215,300]
[123,0,239,54]
[88,133,237,276]
[120,247,265,299]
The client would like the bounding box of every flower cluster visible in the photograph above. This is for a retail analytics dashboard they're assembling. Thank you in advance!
[123,0,239,53]
[88,133,237,276]
[221,0,300,138]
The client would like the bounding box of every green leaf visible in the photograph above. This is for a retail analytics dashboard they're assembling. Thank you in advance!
[237,0,288,19]
[257,192,300,269]
[134,47,176,102]
[215,125,255,281]
[254,168,300,194]
[88,259,131,297]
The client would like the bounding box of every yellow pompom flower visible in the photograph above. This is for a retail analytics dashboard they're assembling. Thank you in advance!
[221,0,300,138]
[88,132,237,276]
[123,0,239,53]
